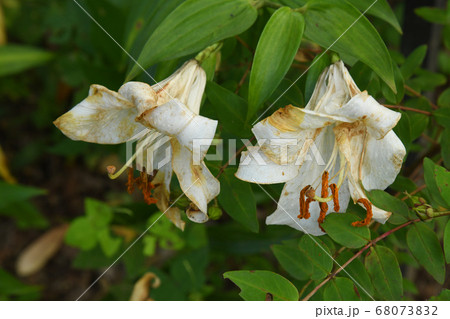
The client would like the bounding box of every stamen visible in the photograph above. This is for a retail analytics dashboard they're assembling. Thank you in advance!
[351,198,373,227]
[126,167,135,194]
[329,183,340,212]
[303,198,314,219]
[298,185,313,219]
[317,171,329,230]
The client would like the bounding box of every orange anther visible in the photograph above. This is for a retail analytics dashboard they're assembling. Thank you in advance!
[303,198,314,219]
[298,185,311,219]
[351,198,373,227]
[329,183,340,212]
[126,167,135,194]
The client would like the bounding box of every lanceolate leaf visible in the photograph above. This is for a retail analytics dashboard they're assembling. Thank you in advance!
[248,7,304,120]
[127,0,257,80]
[347,0,402,34]
[223,270,299,301]
[365,246,403,300]
[0,45,53,77]
[303,0,396,92]
[205,81,251,136]
[400,45,428,80]
[218,169,258,232]
[407,223,446,284]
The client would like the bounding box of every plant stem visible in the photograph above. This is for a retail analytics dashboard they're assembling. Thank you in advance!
[383,104,432,116]
[404,84,439,110]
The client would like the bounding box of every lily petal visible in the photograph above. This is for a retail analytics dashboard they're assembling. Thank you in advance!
[153,60,206,114]
[54,85,145,144]
[152,163,186,230]
[171,139,220,220]
[235,146,301,184]
[266,128,351,235]
[331,91,401,139]
[361,130,406,191]
[253,105,349,165]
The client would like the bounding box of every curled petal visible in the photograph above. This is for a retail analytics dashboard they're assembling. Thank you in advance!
[54,85,145,144]
[361,130,406,191]
[170,139,220,217]
[331,92,401,139]
[153,60,206,114]
[235,146,301,184]
[119,82,157,114]
[253,105,349,165]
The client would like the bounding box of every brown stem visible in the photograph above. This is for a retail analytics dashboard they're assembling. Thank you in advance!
[404,85,439,110]
[383,104,432,116]
[235,36,254,54]
[235,63,252,94]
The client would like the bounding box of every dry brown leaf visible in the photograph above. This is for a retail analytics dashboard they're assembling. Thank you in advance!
[129,272,161,301]
[16,224,69,276]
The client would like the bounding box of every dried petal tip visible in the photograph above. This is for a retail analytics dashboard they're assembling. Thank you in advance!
[106,165,117,175]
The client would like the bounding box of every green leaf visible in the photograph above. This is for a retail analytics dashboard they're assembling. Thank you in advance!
[407,223,446,284]
[303,0,395,92]
[304,54,331,102]
[423,158,450,209]
[400,45,427,80]
[435,167,450,207]
[248,7,304,120]
[0,45,53,77]
[366,190,410,225]
[322,213,371,248]
[347,0,402,33]
[415,7,449,25]
[444,220,450,264]
[123,0,184,52]
[0,269,41,300]
[429,289,450,301]
[223,270,299,301]
[0,181,46,210]
[65,217,98,250]
[323,277,359,301]
[127,0,257,80]
[442,128,450,169]
[336,250,374,299]
[85,198,113,229]
[97,229,122,257]
[434,107,450,129]
[205,81,251,136]
[438,88,450,108]
[271,236,333,281]
[268,78,304,108]
[218,168,258,232]
[365,246,403,300]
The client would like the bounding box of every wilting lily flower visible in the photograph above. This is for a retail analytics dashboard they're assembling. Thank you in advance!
[236,61,406,236]
[54,60,220,230]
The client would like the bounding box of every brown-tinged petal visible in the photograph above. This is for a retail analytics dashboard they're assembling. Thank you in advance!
[54,85,146,144]
[129,272,161,301]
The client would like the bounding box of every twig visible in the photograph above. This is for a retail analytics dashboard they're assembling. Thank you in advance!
[235,36,254,54]
[383,104,432,116]
[404,85,439,110]
[235,62,252,94]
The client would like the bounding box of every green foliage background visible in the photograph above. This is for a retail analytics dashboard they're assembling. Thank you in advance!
[0,0,449,301]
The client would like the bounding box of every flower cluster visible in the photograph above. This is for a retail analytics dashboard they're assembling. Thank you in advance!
[54,60,405,235]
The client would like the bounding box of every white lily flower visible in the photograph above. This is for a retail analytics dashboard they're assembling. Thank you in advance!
[54,60,220,230]
[236,61,406,236]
